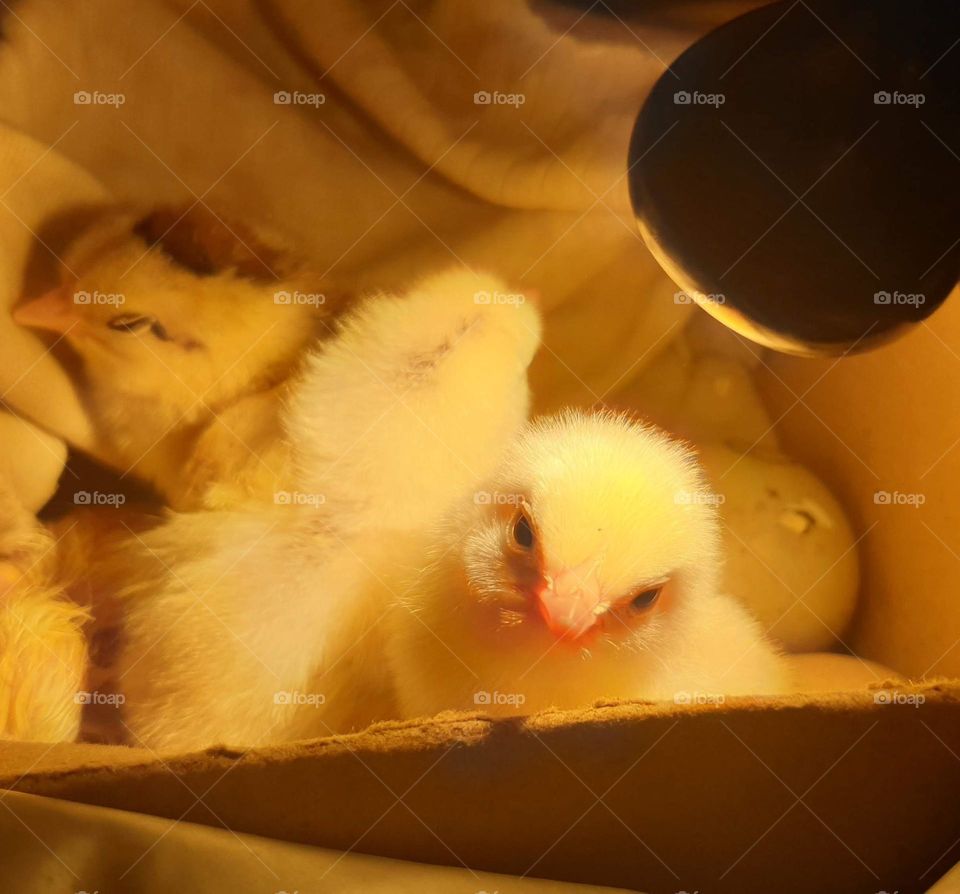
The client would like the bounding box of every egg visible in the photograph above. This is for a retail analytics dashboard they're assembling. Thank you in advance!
[698,443,859,652]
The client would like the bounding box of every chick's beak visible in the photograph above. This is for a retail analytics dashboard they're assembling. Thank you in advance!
[536,564,603,641]
[13,286,78,334]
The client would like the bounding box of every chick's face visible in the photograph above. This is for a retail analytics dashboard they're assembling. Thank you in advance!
[13,211,314,411]
[457,412,722,656]
[17,251,222,406]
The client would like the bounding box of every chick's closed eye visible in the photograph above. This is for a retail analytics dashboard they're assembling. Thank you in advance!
[107,313,174,342]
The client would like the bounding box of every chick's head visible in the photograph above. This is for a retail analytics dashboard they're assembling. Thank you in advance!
[13,206,324,415]
[445,411,723,660]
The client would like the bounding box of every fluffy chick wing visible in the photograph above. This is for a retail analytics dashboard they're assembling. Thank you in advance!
[285,269,541,532]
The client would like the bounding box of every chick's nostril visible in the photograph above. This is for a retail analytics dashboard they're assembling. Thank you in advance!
[536,585,601,640]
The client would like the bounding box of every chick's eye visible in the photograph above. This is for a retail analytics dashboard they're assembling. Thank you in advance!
[511,510,535,550]
[107,314,174,343]
[630,587,662,611]
[108,314,155,334]
[149,321,173,341]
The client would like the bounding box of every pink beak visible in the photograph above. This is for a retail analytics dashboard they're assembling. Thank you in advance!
[536,564,603,641]
[12,285,78,334]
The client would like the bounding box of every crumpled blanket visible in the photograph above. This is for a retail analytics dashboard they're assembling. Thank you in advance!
[0,0,756,504]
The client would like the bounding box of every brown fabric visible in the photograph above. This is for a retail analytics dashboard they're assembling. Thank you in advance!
[3,683,959,894]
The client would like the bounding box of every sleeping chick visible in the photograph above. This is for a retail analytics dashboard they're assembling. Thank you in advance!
[12,205,349,508]
[113,269,541,751]
[0,479,89,742]
[385,410,789,719]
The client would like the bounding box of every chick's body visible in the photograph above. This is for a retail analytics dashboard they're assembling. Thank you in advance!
[114,270,542,750]
[13,205,348,509]
[386,411,788,719]
[0,480,89,742]
[98,267,784,751]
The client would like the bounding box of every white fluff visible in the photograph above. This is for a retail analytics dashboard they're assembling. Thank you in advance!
[385,410,789,719]
[114,270,786,752]
[0,481,89,742]
[115,269,541,750]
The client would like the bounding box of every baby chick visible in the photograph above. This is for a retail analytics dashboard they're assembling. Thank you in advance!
[385,410,788,719]
[0,479,89,742]
[113,269,542,751]
[12,205,348,508]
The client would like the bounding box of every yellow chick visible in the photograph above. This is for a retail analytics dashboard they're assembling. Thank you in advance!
[109,278,786,750]
[0,479,89,742]
[385,410,789,719]
[12,205,349,509]
[113,269,542,751]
